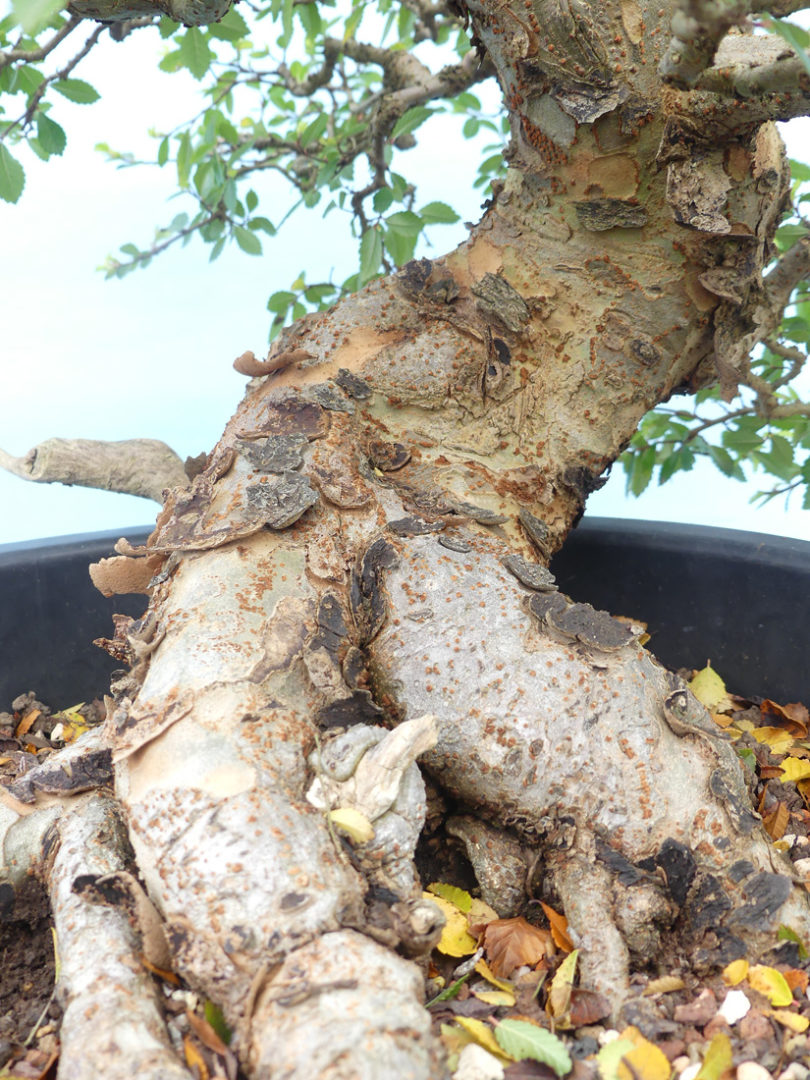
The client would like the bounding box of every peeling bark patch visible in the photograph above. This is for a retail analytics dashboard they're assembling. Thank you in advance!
[387,516,445,537]
[260,393,328,439]
[397,257,433,295]
[303,383,355,413]
[528,591,569,624]
[653,838,696,908]
[445,498,508,525]
[315,690,384,729]
[688,875,732,931]
[246,473,319,528]
[350,538,398,644]
[727,872,793,930]
[251,596,314,681]
[438,535,472,553]
[518,508,550,556]
[666,157,731,234]
[111,694,193,760]
[334,369,372,400]
[574,199,647,231]
[501,553,558,592]
[471,273,529,333]
[316,593,349,652]
[238,435,307,473]
[4,749,113,804]
[367,438,412,472]
[342,646,366,689]
[548,602,635,651]
[595,838,648,886]
[728,859,755,883]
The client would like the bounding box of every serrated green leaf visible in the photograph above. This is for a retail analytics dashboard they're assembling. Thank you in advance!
[419,200,460,225]
[495,1020,571,1077]
[157,136,169,166]
[179,27,214,80]
[0,144,25,203]
[11,0,62,34]
[177,132,192,188]
[235,225,262,255]
[52,77,99,103]
[208,7,248,40]
[36,111,66,155]
[300,113,328,146]
[628,446,655,496]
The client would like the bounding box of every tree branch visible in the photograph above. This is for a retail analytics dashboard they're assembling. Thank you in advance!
[0,438,189,503]
[0,15,82,72]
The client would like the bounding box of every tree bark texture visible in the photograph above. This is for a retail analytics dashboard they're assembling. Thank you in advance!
[4,2,810,1078]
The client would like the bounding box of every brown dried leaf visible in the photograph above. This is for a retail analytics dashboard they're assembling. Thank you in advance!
[482,917,552,978]
[761,699,809,737]
[187,1009,229,1056]
[762,801,790,841]
[568,987,611,1026]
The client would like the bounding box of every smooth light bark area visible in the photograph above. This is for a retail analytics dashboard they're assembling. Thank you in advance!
[3,2,810,1078]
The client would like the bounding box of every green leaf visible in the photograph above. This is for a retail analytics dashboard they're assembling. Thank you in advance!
[52,77,99,104]
[790,159,810,183]
[628,446,655,496]
[343,1,364,42]
[419,200,460,225]
[36,111,66,155]
[359,226,383,285]
[391,106,434,139]
[204,999,231,1044]
[157,136,170,166]
[179,27,214,80]
[300,113,328,146]
[707,445,744,480]
[208,8,248,40]
[11,0,63,34]
[495,1020,571,1077]
[234,225,262,254]
[0,144,25,203]
[177,132,192,188]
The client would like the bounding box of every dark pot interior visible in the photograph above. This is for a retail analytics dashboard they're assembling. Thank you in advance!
[0,519,807,708]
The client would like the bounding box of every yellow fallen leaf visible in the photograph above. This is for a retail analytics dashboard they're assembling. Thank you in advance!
[616,1026,670,1080]
[751,726,795,755]
[779,757,810,783]
[695,1032,733,1080]
[468,898,500,926]
[748,964,793,1007]
[454,1017,514,1063]
[427,882,472,912]
[547,949,578,1021]
[689,664,728,711]
[541,901,574,952]
[643,975,685,996]
[425,893,478,957]
[473,988,516,1007]
[770,1008,810,1032]
[475,959,514,992]
[328,807,374,844]
[722,958,749,985]
[596,1038,636,1080]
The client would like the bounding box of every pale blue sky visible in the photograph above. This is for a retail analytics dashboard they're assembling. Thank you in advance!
[1,20,808,545]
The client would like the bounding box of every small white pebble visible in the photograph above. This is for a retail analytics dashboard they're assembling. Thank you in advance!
[680,1064,701,1080]
[717,988,751,1025]
[671,1057,691,1075]
[778,1066,810,1080]
[451,1043,505,1080]
[737,1063,774,1080]
[598,1029,622,1046]
[792,858,810,877]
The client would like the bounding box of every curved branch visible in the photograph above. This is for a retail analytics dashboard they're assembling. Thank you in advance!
[0,15,82,72]
[0,438,189,503]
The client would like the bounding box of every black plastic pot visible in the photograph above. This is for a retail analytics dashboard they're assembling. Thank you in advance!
[0,519,808,708]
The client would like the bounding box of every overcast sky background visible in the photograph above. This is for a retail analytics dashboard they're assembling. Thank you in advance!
[1,17,809,546]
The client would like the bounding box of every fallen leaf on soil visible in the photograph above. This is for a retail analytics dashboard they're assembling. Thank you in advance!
[474,989,517,1008]
[694,1031,733,1080]
[428,893,479,957]
[751,726,795,755]
[779,757,810,783]
[568,987,611,1026]
[183,1035,209,1080]
[614,1026,671,1080]
[454,1017,514,1063]
[482,918,552,978]
[546,949,578,1023]
[539,902,573,952]
[761,699,809,736]
[494,1019,571,1077]
[689,664,729,711]
[762,800,790,840]
[643,975,685,996]
[770,1007,810,1032]
[747,964,794,1006]
[722,958,749,985]
[476,959,515,992]
[428,882,473,912]
[328,806,374,843]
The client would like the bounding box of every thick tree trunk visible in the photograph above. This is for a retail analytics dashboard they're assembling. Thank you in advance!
[4,2,810,1077]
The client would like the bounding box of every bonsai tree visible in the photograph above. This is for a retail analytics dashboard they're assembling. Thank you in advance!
[1,1,810,1077]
